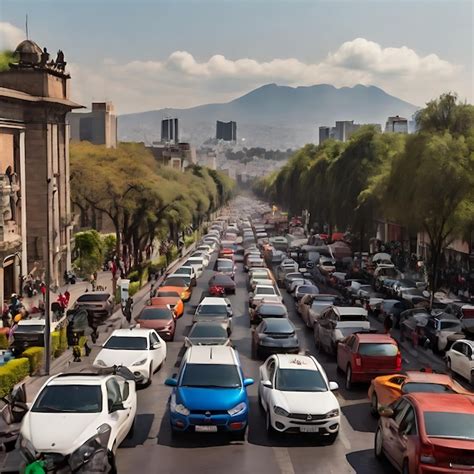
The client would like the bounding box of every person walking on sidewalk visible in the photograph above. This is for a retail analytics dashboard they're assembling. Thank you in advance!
[123,296,133,325]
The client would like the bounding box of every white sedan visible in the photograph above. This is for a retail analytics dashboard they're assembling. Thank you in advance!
[94,328,166,385]
[446,339,474,385]
[258,353,340,442]
[19,369,137,471]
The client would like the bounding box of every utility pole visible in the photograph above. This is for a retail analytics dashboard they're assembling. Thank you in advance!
[44,177,52,375]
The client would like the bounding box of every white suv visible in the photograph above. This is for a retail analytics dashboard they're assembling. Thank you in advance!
[258,354,340,442]
[19,368,137,471]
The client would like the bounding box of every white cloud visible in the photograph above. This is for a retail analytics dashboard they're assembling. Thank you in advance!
[68,37,465,113]
[0,22,24,50]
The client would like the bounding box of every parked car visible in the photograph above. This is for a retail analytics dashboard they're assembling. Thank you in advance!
[375,393,474,474]
[250,278,275,292]
[246,256,265,271]
[368,370,467,415]
[446,339,474,385]
[165,346,253,438]
[208,273,236,294]
[19,369,137,471]
[135,305,177,341]
[445,302,474,321]
[10,319,61,353]
[318,256,336,274]
[300,294,340,328]
[215,258,236,279]
[258,354,339,441]
[74,292,114,321]
[191,251,210,268]
[250,302,288,326]
[288,278,313,294]
[252,318,299,359]
[161,276,192,301]
[93,328,166,385]
[294,283,319,302]
[184,322,231,347]
[193,297,233,334]
[249,284,282,309]
[422,313,464,354]
[337,332,401,390]
[150,295,184,319]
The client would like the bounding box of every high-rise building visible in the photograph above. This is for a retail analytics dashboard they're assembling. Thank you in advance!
[216,121,237,141]
[161,118,179,143]
[334,121,361,142]
[69,102,118,148]
[385,115,408,133]
[319,126,330,145]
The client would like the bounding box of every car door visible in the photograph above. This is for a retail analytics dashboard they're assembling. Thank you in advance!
[337,335,355,370]
[149,331,166,369]
[460,343,473,379]
[449,341,465,375]
[389,403,417,471]
[106,378,131,446]
[261,357,277,411]
[383,398,409,465]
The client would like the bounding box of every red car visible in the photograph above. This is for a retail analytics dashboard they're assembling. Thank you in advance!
[208,273,236,294]
[337,332,401,390]
[375,392,474,473]
[135,305,176,341]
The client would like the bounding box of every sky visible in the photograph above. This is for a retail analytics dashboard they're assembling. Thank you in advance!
[0,0,472,114]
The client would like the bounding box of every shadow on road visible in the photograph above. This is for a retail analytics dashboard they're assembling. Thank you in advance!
[346,449,397,474]
[120,413,155,448]
[341,403,378,433]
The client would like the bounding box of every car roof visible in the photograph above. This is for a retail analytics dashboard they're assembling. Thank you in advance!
[355,332,397,343]
[255,284,276,290]
[78,291,110,297]
[200,297,228,305]
[186,345,237,365]
[109,328,153,337]
[333,306,368,316]
[49,373,108,386]
[407,393,474,413]
[404,371,457,385]
[276,354,318,370]
[18,319,45,325]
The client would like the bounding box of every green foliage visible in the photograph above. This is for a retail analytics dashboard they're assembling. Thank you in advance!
[51,331,60,357]
[129,281,140,297]
[22,347,44,375]
[128,270,140,282]
[102,234,117,262]
[0,51,16,72]
[0,358,30,398]
[73,229,104,276]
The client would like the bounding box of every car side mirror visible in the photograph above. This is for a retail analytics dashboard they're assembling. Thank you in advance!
[165,378,178,387]
[243,378,254,387]
[109,401,125,413]
[329,381,339,391]
[378,407,394,418]
[263,380,273,389]
[152,342,160,350]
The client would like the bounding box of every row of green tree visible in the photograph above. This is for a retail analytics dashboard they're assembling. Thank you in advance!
[224,147,294,163]
[254,93,474,290]
[71,142,234,270]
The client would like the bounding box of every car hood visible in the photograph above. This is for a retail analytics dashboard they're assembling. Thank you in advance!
[137,319,172,330]
[177,387,244,411]
[272,390,339,415]
[94,348,149,367]
[188,337,229,346]
[22,412,101,454]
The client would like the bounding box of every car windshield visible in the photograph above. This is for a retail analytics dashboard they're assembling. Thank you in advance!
[424,412,474,440]
[181,363,241,388]
[314,296,336,302]
[275,368,327,392]
[77,294,109,302]
[256,287,276,295]
[190,325,228,338]
[32,385,102,413]
[218,261,233,269]
[340,314,367,322]
[212,276,232,284]
[402,383,455,394]
[103,336,148,350]
[15,324,45,333]
[139,308,173,320]
[157,291,180,298]
[263,319,294,334]
[165,278,187,287]
[359,343,398,356]
[198,305,228,315]
[259,305,286,316]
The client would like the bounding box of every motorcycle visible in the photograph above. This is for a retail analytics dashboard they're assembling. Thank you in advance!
[0,383,29,451]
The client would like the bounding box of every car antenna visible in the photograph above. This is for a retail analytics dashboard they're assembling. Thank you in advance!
[210,347,213,359]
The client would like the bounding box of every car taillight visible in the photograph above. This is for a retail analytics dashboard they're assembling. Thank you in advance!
[355,355,362,367]
[420,444,436,465]
[396,351,402,370]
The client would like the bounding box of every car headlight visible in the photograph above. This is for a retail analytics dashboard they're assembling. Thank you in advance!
[69,424,111,471]
[170,394,190,416]
[274,406,289,417]
[228,402,247,416]
[132,358,148,366]
[94,359,107,367]
[326,409,340,418]
[18,434,36,461]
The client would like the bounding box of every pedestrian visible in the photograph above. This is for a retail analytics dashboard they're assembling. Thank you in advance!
[90,273,97,291]
[40,283,46,301]
[383,314,393,334]
[124,296,133,325]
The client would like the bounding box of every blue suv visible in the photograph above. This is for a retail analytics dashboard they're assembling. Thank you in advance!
[165,345,254,438]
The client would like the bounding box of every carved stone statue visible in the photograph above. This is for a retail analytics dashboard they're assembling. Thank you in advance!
[39,47,49,67]
[55,50,66,71]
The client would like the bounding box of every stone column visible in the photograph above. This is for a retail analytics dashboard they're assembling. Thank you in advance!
[19,130,27,278]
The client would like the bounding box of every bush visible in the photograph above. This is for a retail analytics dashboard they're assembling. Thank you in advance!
[22,347,44,375]
[0,358,30,398]
[59,325,68,355]
[128,270,140,282]
[73,336,87,357]
[0,333,8,350]
[73,230,104,276]
[129,281,140,297]
[50,326,68,358]
[51,331,60,357]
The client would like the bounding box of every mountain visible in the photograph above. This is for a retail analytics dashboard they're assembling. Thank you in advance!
[118,84,419,149]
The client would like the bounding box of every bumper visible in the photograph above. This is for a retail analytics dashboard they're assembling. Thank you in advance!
[169,411,248,433]
[351,369,399,383]
[271,413,340,434]
[157,329,174,341]
[257,345,299,358]
[417,465,474,474]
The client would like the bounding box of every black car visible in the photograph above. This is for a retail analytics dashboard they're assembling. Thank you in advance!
[250,302,288,326]
[377,299,412,328]
[208,273,236,294]
[251,318,299,359]
[185,322,231,347]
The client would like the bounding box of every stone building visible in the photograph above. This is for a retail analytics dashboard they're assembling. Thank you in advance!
[0,39,82,306]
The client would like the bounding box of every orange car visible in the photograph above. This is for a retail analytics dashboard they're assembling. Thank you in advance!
[161,276,192,301]
[150,295,184,319]
[368,370,469,415]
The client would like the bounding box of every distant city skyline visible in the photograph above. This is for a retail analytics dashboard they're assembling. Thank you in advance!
[0,0,472,114]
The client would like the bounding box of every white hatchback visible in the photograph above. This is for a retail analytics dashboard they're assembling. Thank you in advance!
[446,339,474,385]
[93,328,167,385]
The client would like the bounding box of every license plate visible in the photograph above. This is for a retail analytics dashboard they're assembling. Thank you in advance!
[195,425,218,432]
[300,426,319,433]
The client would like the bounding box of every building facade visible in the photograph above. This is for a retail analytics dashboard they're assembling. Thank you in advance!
[216,121,237,142]
[161,118,179,144]
[147,142,196,170]
[385,115,408,133]
[0,40,81,305]
[318,126,330,145]
[69,102,117,148]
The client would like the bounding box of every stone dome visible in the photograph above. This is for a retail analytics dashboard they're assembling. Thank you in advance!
[14,40,43,65]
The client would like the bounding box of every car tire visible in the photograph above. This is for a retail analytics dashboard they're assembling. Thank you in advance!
[370,393,379,417]
[325,431,338,444]
[374,426,384,459]
[148,363,153,385]
[230,428,246,441]
[345,365,353,391]
[446,358,452,373]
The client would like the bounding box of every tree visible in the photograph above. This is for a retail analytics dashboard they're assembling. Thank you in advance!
[73,230,104,276]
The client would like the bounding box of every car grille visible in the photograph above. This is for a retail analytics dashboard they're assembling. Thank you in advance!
[288,413,328,421]
[190,409,228,415]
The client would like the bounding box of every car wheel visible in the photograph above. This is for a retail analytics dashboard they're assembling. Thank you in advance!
[370,393,379,417]
[374,426,385,459]
[325,431,338,444]
[266,411,275,435]
[107,450,117,474]
[345,365,353,390]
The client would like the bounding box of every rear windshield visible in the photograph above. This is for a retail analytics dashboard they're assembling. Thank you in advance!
[402,383,455,394]
[263,319,294,334]
[258,305,287,316]
[157,291,180,298]
[358,343,398,356]
[77,294,109,302]
[340,314,367,322]
[104,336,147,350]
[181,363,241,388]
[139,308,173,320]
[257,287,276,295]
[198,305,228,315]
[164,278,187,287]
[190,325,228,338]
[424,412,474,440]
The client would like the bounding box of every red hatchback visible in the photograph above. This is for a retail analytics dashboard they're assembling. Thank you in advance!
[337,332,401,390]
[375,392,474,473]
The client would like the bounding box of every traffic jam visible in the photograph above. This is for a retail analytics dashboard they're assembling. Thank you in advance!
[6,195,474,473]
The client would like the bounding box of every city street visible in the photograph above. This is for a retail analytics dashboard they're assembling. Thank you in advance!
[111,251,448,474]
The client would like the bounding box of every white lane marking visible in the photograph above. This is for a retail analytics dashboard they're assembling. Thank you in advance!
[272,447,296,474]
